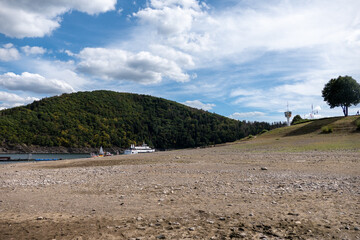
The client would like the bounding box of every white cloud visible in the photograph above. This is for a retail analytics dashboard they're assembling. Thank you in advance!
[77,47,190,84]
[0,43,20,61]
[134,0,202,36]
[0,0,117,38]
[0,72,74,94]
[132,0,360,66]
[229,112,266,120]
[149,44,195,68]
[21,46,46,55]
[0,91,38,109]
[0,91,37,103]
[230,89,261,98]
[133,0,214,52]
[183,100,215,110]
[65,50,75,57]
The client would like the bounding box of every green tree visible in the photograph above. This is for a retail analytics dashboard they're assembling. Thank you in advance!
[322,76,360,116]
[291,115,303,125]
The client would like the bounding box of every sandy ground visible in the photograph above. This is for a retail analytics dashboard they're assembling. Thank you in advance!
[0,145,359,239]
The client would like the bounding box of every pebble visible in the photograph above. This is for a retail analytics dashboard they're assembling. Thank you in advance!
[240,232,247,237]
[189,227,196,231]
[156,234,166,239]
[261,167,268,171]
[36,216,44,220]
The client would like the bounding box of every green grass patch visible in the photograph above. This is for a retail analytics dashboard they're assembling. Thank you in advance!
[321,125,333,134]
[355,118,360,131]
[229,116,360,153]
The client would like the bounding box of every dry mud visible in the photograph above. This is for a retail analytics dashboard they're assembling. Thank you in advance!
[0,145,359,239]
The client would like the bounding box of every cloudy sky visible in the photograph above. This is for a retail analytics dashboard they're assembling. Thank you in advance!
[0,0,359,122]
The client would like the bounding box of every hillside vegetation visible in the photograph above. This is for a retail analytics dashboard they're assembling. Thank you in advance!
[232,116,360,152]
[0,91,284,151]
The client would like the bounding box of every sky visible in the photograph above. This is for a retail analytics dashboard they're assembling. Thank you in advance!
[0,0,360,122]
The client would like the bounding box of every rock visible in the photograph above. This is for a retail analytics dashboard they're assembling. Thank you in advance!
[229,232,242,238]
[189,227,196,231]
[219,217,226,221]
[36,216,44,220]
[287,212,299,216]
[261,167,268,171]
[156,234,166,239]
[249,213,254,216]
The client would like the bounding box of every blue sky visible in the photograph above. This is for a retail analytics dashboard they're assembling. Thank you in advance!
[0,0,360,122]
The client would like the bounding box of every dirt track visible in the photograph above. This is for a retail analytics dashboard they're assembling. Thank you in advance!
[0,145,359,239]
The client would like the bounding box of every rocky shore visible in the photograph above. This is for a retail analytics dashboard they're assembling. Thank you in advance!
[0,145,359,239]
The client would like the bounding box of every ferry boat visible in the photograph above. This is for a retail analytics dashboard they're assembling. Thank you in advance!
[124,143,155,155]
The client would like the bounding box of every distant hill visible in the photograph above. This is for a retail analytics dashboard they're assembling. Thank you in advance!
[0,90,284,152]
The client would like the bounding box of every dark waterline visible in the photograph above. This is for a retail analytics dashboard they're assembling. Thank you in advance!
[0,153,91,164]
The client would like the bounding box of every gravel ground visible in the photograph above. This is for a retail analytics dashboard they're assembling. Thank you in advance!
[0,146,359,239]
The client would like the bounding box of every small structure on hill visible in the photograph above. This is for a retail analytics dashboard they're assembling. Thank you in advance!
[284,103,292,127]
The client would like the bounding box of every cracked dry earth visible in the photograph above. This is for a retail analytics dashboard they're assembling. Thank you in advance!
[0,146,359,239]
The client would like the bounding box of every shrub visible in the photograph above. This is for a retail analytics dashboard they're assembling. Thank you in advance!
[321,126,333,134]
[260,129,268,134]
[356,119,360,131]
[248,134,254,139]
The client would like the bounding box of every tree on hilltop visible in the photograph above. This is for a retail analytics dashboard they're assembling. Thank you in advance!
[291,114,303,125]
[322,76,360,116]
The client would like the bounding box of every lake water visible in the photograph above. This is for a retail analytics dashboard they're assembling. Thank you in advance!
[0,153,91,164]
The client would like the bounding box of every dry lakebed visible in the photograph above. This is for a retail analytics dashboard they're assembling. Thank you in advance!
[0,142,359,239]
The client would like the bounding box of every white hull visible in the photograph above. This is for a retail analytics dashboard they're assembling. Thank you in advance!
[124,143,155,155]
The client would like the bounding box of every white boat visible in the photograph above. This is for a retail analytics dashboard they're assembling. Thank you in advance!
[124,143,155,155]
[91,146,112,157]
[99,146,104,156]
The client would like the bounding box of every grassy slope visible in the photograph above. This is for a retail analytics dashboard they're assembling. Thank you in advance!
[230,116,360,152]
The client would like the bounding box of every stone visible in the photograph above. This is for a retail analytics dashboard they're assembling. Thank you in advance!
[36,216,44,220]
[189,227,195,231]
[261,167,268,171]
[156,234,166,239]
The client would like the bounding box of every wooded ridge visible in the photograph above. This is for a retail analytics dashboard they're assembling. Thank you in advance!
[0,90,285,151]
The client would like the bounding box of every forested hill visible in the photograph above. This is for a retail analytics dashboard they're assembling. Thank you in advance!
[0,91,284,151]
